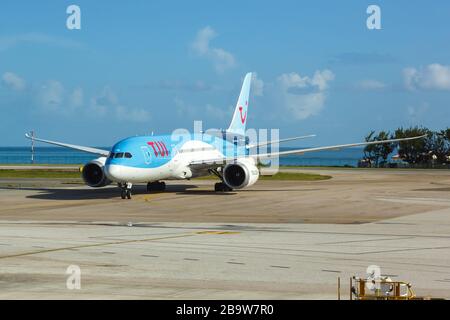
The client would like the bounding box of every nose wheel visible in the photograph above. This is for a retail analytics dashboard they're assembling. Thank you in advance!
[119,182,132,199]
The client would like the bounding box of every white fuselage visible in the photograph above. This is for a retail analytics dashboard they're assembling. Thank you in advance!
[104,140,226,183]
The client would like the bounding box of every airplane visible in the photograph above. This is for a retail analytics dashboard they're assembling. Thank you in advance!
[26,72,425,199]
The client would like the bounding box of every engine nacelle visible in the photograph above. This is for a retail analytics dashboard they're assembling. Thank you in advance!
[223,160,260,189]
[81,157,112,188]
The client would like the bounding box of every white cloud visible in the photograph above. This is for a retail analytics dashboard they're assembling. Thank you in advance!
[252,73,264,96]
[90,86,150,122]
[174,97,190,117]
[205,104,234,120]
[0,33,82,52]
[2,72,26,91]
[357,79,386,90]
[191,26,236,73]
[277,72,310,89]
[173,97,233,121]
[35,81,84,114]
[89,86,116,117]
[36,80,65,111]
[403,67,417,91]
[403,63,450,90]
[2,72,149,122]
[311,70,334,90]
[407,102,429,124]
[276,70,335,120]
[69,87,83,108]
[115,105,150,123]
[284,92,326,120]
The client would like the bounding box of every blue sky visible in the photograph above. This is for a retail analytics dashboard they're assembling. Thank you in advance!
[1,0,449,146]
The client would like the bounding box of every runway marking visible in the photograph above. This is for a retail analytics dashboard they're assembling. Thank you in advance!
[0,232,197,260]
[138,193,169,202]
[321,269,341,273]
[95,264,127,268]
[376,197,450,205]
[196,231,240,235]
[357,245,450,255]
[318,236,415,245]
[375,222,416,225]
[0,231,240,259]
[435,279,450,283]
[73,223,450,240]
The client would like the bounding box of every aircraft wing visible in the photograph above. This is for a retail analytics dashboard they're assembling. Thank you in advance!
[255,135,426,159]
[188,135,426,168]
[246,134,316,149]
[25,133,110,157]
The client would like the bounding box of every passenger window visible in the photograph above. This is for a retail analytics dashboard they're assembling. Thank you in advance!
[109,152,115,158]
[115,152,124,158]
[125,152,132,158]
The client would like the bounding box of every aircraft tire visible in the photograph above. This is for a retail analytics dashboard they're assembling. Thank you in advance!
[214,182,232,192]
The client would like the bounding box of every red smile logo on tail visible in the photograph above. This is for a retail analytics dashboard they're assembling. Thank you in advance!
[238,103,247,124]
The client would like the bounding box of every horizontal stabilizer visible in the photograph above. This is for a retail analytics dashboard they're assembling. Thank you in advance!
[206,129,247,144]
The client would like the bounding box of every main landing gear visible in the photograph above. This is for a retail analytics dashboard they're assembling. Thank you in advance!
[214,182,233,192]
[119,182,132,199]
[147,181,166,192]
[209,168,233,192]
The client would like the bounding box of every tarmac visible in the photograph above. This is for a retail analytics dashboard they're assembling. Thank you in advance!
[0,168,450,299]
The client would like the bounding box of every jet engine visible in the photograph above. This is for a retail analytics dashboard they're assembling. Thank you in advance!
[223,160,259,189]
[81,157,112,187]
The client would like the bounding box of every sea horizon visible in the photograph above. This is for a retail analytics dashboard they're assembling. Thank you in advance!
[0,146,366,167]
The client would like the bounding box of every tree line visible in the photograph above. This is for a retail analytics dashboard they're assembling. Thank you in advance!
[362,126,450,168]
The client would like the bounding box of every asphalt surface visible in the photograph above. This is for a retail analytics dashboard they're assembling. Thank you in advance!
[0,168,449,299]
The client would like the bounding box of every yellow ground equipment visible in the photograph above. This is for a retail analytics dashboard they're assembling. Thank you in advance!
[350,276,416,300]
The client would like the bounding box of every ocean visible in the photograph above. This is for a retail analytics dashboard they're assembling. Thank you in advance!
[0,147,365,167]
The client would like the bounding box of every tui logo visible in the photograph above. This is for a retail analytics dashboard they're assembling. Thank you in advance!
[147,141,169,157]
[238,102,247,124]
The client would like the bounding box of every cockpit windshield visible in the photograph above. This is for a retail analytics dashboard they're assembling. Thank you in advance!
[110,152,132,159]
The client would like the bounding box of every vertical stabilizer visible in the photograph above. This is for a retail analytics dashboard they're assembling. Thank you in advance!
[227,72,252,135]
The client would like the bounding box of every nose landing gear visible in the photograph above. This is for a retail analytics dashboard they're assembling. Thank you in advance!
[119,182,132,199]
